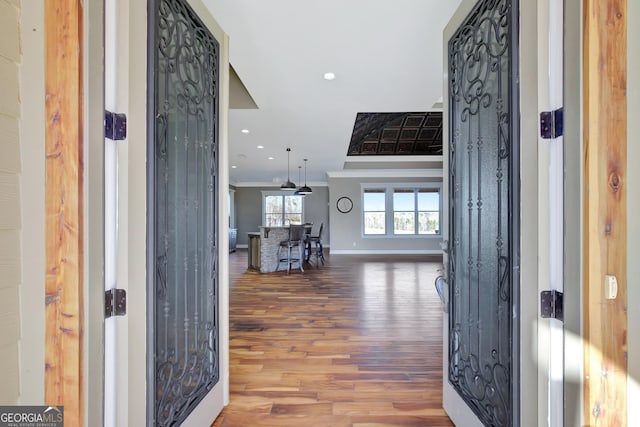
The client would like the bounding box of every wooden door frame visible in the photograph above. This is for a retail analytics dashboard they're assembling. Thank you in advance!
[583,1,628,425]
[44,1,85,425]
[44,3,105,425]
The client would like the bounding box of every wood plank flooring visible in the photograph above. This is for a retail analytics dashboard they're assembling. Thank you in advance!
[213,251,453,427]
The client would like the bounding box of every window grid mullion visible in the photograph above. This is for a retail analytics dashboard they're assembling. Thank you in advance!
[414,190,419,236]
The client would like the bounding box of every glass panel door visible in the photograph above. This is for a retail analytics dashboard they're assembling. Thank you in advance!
[447,0,519,425]
[148,0,220,424]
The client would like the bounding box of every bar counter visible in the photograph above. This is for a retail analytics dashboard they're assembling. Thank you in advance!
[247,226,290,273]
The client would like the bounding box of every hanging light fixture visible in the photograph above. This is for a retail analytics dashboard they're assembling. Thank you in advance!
[280,147,297,191]
[294,166,304,196]
[298,158,313,195]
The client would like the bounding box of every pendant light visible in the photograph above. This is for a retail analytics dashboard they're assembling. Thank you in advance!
[280,147,297,190]
[294,166,304,196]
[298,158,313,195]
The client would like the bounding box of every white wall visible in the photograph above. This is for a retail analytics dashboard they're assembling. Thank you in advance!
[328,175,443,254]
[627,0,639,421]
[0,0,23,405]
[234,185,330,247]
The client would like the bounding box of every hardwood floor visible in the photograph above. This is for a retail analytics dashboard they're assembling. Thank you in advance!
[212,251,453,427]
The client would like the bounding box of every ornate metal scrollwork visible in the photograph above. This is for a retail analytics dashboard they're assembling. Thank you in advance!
[448,0,516,425]
[150,0,220,425]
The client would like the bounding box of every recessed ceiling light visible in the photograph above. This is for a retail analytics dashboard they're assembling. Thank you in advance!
[323,72,336,81]
[241,129,250,134]
[268,156,275,160]
[231,165,237,169]
[257,145,264,149]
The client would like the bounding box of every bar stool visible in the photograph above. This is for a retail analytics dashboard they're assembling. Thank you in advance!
[303,222,313,260]
[276,224,306,273]
[305,223,325,267]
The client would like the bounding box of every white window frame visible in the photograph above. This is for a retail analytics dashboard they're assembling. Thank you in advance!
[261,191,305,226]
[362,188,387,235]
[360,183,442,238]
[393,187,441,235]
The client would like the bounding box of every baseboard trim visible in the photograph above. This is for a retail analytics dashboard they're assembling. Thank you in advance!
[329,249,443,255]
[237,244,331,250]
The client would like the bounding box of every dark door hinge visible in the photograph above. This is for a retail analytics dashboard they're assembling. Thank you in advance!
[105,110,127,141]
[540,107,563,139]
[540,290,563,321]
[105,288,127,318]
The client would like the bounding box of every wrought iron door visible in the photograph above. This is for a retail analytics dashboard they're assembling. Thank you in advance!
[147,0,220,424]
[447,0,519,425]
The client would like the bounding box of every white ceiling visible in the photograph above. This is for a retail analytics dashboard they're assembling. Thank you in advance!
[204,0,462,185]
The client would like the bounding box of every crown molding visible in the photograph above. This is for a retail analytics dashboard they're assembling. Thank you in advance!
[232,181,329,188]
[326,169,443,179]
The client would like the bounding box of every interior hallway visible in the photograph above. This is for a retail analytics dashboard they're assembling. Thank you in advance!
[212,251,453,426]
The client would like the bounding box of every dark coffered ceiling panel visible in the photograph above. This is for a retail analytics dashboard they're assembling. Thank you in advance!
[347,112,443,156]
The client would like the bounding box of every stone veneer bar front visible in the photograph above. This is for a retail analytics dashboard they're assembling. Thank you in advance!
[258,226,297,273]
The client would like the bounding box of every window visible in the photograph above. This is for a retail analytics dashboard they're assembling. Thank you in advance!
[363,189,386,235]
[263,193,303,226]
[362,185,441,237]
[393,189,416,234]
[417,189,440,234]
